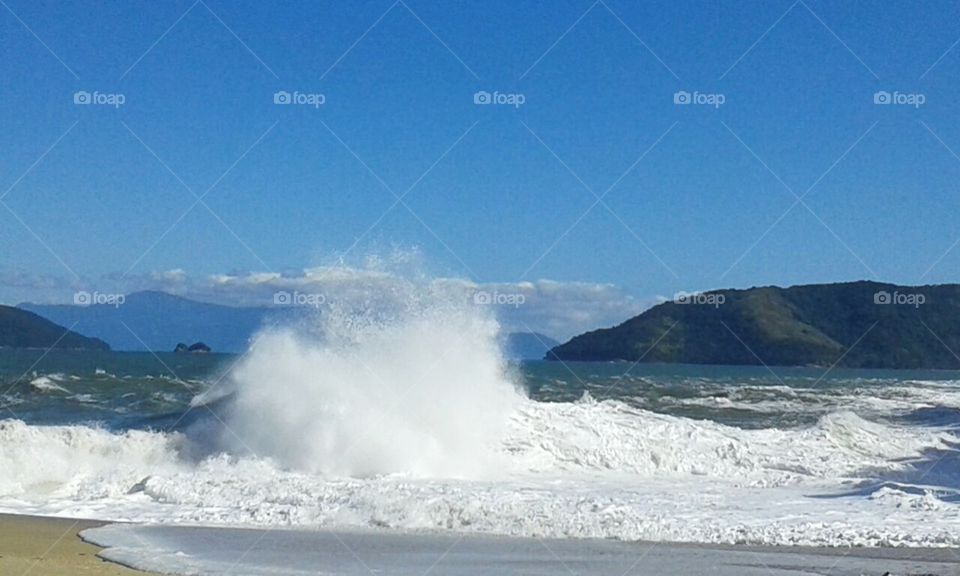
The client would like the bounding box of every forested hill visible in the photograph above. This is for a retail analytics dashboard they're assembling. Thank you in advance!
[548,281,960,369]
[0,306,109,350]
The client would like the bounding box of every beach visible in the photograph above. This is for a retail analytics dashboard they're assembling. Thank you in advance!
[81,520,960,575]
[0,512,957,575]
[0,513,157,576]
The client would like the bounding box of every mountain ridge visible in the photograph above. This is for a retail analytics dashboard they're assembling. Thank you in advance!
[19,291,276,353]
[547,281,960,369]
[20,291,559,358]
[0,305,109,350]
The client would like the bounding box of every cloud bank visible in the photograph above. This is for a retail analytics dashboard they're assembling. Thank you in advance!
[2,266,649,342]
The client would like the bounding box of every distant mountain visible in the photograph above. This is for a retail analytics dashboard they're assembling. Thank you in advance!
[0,305,109,350]
[20,292,562,357]
[548,281,960,369]
[20,291,279,353]
[503,332,560,360]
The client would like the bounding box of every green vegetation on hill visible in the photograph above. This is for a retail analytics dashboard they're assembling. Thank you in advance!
[0,306,110,350]
[548,281,960,369]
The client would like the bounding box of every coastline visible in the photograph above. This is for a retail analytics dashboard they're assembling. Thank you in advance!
[0,513,158,576]
[82,521,960,576]
[1,511,956,575]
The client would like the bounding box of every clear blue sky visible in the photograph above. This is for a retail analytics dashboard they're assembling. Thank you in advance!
[2,0,960,305]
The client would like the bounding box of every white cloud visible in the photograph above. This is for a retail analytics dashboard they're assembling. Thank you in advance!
[152,269,188,283]
[2,266,651,343]
[197,271,649,341]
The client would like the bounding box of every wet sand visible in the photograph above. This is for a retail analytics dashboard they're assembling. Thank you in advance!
[0,513,158,576]
[82,521,960,576]
[3,511,956,576]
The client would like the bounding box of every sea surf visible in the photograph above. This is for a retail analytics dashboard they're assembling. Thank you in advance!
[1,282,960,550]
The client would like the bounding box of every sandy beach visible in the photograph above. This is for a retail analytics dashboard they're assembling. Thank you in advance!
[0,514,156,576]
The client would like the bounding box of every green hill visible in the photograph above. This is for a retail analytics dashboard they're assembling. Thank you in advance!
[0,306,109,350]
[547,281,960,369]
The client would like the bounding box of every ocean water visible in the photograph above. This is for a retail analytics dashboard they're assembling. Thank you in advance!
[2,310,960,549]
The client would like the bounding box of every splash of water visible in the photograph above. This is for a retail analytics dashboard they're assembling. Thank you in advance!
[222,278,525,479]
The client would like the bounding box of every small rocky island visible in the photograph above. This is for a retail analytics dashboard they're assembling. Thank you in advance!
[174,342,212,354]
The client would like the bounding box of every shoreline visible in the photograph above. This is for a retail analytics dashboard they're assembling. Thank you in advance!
[3,512,958,575]
[0,513,158,576]
[81,518,960,576]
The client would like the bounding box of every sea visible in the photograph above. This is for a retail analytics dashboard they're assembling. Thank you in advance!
[2,310,960,554]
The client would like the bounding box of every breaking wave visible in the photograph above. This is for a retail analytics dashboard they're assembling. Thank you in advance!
[2,268,960,546]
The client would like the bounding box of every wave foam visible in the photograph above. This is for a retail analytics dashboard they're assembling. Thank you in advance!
[0,398,958,546]
[29,375,70,393]
[3,268,960,546]
[503,397,955,486]
[0,420,184,499]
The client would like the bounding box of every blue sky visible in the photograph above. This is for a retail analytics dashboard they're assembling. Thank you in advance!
[2,0,960,327]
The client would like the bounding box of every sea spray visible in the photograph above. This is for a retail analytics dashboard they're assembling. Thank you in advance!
[222,283,525,479]
[3,261,960,545]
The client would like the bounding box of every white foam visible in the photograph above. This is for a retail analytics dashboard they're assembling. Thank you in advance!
[0,398,958,546]
[0,420,185,500]
[663,380,960,420]
[29,375,70,393]
[502,396,955,486]
[2,272,960,547]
